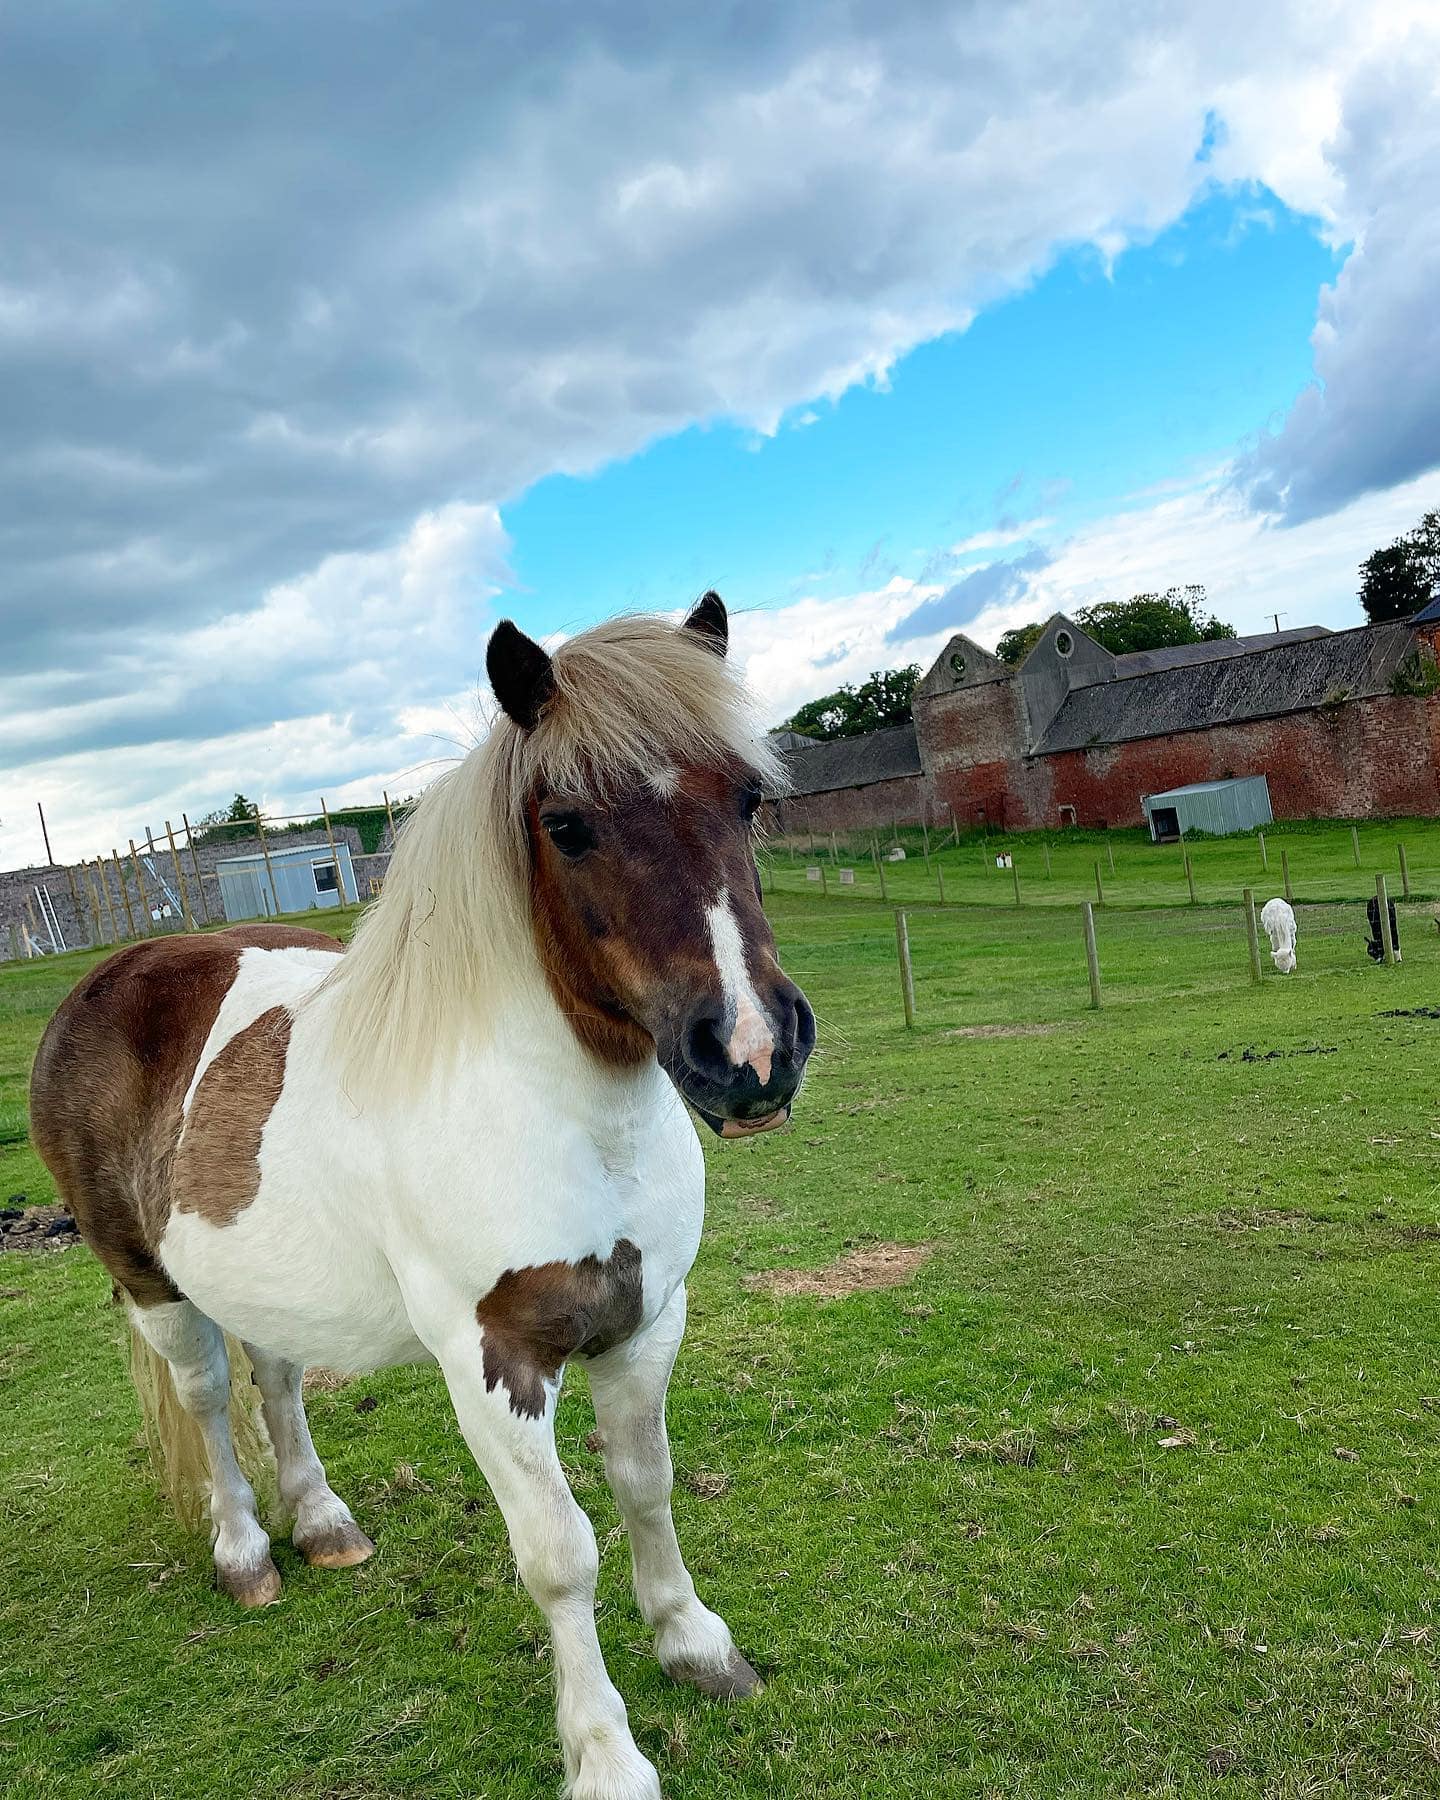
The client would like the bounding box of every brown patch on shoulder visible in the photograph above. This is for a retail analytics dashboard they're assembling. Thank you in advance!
[174,1008,292,1226]
[28,928,332,1306]
[476,1239,644,1418]
[744,1241,933,1300]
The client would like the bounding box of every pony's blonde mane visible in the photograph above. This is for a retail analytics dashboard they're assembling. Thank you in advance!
[321,613,782,1098]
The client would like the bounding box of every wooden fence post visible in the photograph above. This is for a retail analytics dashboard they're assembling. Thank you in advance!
[1244,887,1263,986]
[819,860,828,897]
[1398,843,1411,901]
[253,810,278,918]
[1082,902,1102,1009]
[830,830,839,865]
[936,863,946,904]
[84,861,105,944]
[1011,859,1021,907]
[1375,873,1396,966]
[321,799,348,909]
[1106,835,1115,876]
[1351,825,1361,868]
[1258,831,1268,872]
[895,910,915,1029]
[111,849,136,939]
[1184,852,1197,906]
[1044,843,1052,878]
[95,858,120,943]
[1281,848,1293,904]
[166,821,196,929]
[1094,861,1104,906]
[182,813,211,924]
[64,864,87,947]
[128,839,152,933]
[921,819,930,865]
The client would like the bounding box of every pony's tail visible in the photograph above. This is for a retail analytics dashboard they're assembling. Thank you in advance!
[127,1326,276,1534]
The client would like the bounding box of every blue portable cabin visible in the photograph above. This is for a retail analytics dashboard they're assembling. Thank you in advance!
[216,841,357,922]
[1142,775,1273,844]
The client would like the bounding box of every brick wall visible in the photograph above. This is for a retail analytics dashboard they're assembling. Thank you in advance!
[915,679,1031,828]
[766,772,930,835]
[1031,693,1440,828]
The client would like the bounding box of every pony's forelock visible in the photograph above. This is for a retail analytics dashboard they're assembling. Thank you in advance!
[319,613,780,1099]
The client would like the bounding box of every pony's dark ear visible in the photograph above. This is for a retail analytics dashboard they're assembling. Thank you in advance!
[681,590,728,657]
[486,620,555,730]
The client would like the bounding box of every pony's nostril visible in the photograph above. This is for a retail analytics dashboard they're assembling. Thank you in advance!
[683,1014,732,1084]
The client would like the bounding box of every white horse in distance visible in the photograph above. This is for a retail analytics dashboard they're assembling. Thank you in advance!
[1260,896,1297,972]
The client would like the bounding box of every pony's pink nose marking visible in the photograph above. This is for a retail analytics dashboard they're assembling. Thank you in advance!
[727,993,774,1086]
[707,894,775,1085]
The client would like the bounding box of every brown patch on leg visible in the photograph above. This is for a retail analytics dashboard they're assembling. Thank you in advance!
[174,1008,292,1226]
[296,1520,376,1569]
[664,1649,763,1699]
[218,1556,283,1608]
[475,1239,644,1418]
[744,1242,933,1300]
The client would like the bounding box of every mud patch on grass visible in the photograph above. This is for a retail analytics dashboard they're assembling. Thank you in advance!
[1216,1045,1337,1062]
[745,1241,933,1300]
[1213,1208,1326,1232]
[0,1202,80,1255]
[1377,1005,1440,1020]
[945,1023,1062,1041]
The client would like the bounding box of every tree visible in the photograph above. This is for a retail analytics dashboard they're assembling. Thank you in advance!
[996,621,1046,665]
[1359,509,1440,623]
[1077,586,1235,655]
[192,793,263,845]
[995,587,1234,664]
[784,665,920,740]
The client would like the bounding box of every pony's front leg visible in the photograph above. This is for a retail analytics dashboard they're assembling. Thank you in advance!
[434,1333,661,1800]
[586,1289,760,1699]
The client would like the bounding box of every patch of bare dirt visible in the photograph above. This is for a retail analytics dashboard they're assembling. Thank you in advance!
[0,1200,80,1255]
[302,1367,352,1393]
[744,1241,933,1300]
[945,1022,1061,1040]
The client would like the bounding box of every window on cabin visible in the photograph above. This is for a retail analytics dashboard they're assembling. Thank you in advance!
[313,861,339,893]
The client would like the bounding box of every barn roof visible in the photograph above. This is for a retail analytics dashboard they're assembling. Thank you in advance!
[1412,593,1440,625]
[1111,626,1329,676]
[1035,621,1416,755]
[778,722,922,795]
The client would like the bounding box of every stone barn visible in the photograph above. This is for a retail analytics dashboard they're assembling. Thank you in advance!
[771,608,1440,834]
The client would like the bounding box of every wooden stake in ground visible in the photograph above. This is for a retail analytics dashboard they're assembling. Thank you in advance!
[1375,872,1396,965]
[1106,835,1115,876]
[1184,852,1197,905]
[1351,824,1361,867]
[93,859,118,943]
[165,821,196,929]
[819,860,828,897]
[182,813,211,924]
[64,863,87,948]
[129,839,152,934]
[1258,831,1268,872]
[1082,901,1102,1009]
[1011,859,1021,906]
[921,819,930,865]
[946,802,958,848]
[1044,843,1052,878]
[83,861,104,943]
[111,849,136,939]
[876,847,888,903]
[253,809,279,918]
[830,830,839,864]
[1398,842,1411,900]
[320,799,349,910]
[936,863,946,904]
[1243,887,1263,986]
[894,909,915,1029]
[1094,861,1104,906]
[1281,848,1293,904]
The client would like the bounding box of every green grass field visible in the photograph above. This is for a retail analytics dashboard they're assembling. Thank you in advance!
[3,820,1439,1798]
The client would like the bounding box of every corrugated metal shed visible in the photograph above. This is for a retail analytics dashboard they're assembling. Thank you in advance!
[1143,776,1273,843]
[216,841,357,921]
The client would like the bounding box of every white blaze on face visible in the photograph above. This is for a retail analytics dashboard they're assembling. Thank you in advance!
[705,893,774,1086]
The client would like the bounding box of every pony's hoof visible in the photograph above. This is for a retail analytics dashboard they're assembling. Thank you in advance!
[665,1648,763,1700]
[220,1558,283,1608]
[297,1519,375,1569]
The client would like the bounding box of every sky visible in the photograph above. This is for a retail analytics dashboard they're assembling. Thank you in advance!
[3,1,1439,870]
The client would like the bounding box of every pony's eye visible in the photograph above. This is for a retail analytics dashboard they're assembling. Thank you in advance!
[540,812,596,860]
[741,784,764,822]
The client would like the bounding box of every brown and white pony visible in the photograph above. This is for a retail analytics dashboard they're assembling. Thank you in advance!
[30,595,814,1800]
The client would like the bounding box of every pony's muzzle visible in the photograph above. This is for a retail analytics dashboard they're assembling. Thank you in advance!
[670,981,815,1136]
